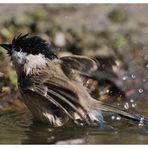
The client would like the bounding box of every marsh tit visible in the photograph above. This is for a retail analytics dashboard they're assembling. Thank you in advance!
[1,34,147,127]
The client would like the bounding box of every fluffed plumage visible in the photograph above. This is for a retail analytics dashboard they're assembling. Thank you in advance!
[1,33,148,127]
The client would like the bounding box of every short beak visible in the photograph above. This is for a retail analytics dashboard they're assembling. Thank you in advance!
[0,44,12,54]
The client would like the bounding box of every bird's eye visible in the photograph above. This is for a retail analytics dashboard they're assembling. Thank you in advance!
[13,46,22,52]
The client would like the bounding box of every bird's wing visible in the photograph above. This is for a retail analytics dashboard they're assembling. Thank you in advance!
[60,55,97,84]
[90,56,118,81]
[60,55,119,80]
[24,73,90,123]
[60,55,97,74]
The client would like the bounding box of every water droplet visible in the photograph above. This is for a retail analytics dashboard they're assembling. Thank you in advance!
[106,89,110,93]
[111,116,115,120]
[124,102,129,110]
[138,88,144,94]
[131,74,136,79]
[48,128,52,132]
[138,117,145,127]
[130,99,134,103]
[116,116,121,120]
[122,76,128,80]
[132,103,137,108]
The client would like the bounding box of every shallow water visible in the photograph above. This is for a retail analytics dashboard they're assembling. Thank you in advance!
[0,110,148,144]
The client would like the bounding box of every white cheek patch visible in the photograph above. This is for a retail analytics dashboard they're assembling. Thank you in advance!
[12,51,27,65]
[24,53,47,75]
[12,51,48,75]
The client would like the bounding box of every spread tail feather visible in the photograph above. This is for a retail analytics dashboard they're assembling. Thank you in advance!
[90,99,148,123]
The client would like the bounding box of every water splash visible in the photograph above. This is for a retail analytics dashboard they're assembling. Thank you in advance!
[111,116,115,120]
[124,102,129,110]
[130,99,137,108]
[138,88,144,94]
[138,117,145,127]
[131,103,137,108]
[131,74,136,79]
[116,116,121,120]
[111,115,121,121]
[122,76,128,80]
[106,89,110,93]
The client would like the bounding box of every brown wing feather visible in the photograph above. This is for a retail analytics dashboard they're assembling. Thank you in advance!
[60,55,97,84]
[60,55,97,73]
[22,66,91,124]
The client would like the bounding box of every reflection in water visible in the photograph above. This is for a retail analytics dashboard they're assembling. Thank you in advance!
[0,111,32,144]
[22,123,87,144]
[0,110,148,144]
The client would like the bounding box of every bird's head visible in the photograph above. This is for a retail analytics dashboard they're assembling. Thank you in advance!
[0,33,57,75]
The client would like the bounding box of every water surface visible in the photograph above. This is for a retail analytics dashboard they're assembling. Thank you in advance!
[0,110,148,144]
